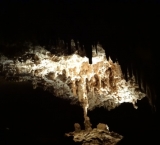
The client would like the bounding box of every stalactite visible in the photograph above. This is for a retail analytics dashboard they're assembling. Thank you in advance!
[0,43,146,112]
[0,42,148,144]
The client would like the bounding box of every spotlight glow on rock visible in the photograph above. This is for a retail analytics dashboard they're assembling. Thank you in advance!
[0,43,146,144]
[0,44,145,116]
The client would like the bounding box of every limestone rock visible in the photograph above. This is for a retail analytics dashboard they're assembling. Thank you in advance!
[66,123,123,145]
[97,123,109,131]
[0,44,146,112]
[74,123,81,133]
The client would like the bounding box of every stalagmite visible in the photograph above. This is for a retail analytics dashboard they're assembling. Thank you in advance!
[0,43,146,144]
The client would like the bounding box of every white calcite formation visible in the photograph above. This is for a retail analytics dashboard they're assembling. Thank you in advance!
[0,44,146,144]
[0,44,145,122]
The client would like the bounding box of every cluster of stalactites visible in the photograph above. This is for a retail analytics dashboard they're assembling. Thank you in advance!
[48,39,86,57]
[120,60,156,110]
[0,43,146,112]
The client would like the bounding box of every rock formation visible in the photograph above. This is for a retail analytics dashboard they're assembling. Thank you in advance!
[66,123,123,145]
[0,42,146,144]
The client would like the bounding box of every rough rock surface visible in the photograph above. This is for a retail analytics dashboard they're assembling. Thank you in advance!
[0,43,145,144]
[66,123,123,145]
[0,44,145,114]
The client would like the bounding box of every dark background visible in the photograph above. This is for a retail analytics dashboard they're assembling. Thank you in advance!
[0,0,159,144]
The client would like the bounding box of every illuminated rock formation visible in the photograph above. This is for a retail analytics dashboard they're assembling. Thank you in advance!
[0,43,146,144]
[66,123,123,145]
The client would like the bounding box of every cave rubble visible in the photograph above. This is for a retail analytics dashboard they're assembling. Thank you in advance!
[66,123,123,145]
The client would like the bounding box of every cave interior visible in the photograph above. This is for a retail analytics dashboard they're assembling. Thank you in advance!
[0,1,159,145]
